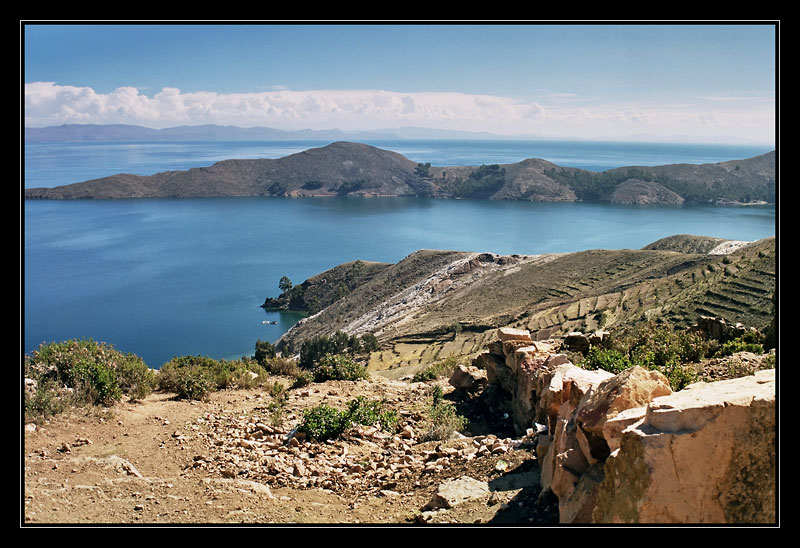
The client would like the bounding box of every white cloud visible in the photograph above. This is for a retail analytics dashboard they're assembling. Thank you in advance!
[23,82,775,144]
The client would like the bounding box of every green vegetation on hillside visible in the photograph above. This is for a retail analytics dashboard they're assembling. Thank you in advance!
[578,321,770,391]
[442,164,507,198]
[545,165,775,204]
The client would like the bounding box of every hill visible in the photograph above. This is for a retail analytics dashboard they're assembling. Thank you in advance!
[272,235,776,377]
[24,142,775,205]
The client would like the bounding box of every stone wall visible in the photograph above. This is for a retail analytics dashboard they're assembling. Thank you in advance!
[473,327,777,524]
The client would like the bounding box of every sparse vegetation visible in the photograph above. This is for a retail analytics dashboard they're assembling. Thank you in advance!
[311,352,368,382]
[298,330,378,370]
[412,355,463,383]
[420,385,469,441]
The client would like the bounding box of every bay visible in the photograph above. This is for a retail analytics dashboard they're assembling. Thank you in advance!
[23,140,777,367]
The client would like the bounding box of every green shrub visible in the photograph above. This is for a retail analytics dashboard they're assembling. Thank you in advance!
[254,339,277,364]
[290,371,313,389]
[298,331,378,369]
[173,367,214,401]
[159,355,266,400]
[299,397,397,442]
[345,396,398,432]
[312,353,368,382]
[581,347,631,374]
[24,339,156,419]
[299,404,350,442]
[579,323,709,391]
[715,338,765,357]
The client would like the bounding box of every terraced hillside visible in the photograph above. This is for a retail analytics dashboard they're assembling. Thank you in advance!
[273,235,776,378]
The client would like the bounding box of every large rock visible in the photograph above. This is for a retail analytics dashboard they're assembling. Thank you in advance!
[592,369,776,524]
[535,363,615,431]
[496,327,533,343]
[449,364,488,391]
[426,476,490,509]
[574,366,673,461]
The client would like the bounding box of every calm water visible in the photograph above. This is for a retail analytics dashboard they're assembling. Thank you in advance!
[23,140,777,367]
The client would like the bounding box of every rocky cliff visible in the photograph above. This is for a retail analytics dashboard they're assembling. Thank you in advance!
[24,142,775,205]
[474,327,776,524]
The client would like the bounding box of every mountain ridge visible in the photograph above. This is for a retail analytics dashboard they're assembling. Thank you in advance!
[24,141,776,205]
[268,235,776,376]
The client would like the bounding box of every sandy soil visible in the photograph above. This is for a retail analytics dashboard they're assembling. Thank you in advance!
[22,376,558,526]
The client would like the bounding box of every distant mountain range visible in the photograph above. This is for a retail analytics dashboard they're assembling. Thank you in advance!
[24,123,506,143]
[24,141,776,205]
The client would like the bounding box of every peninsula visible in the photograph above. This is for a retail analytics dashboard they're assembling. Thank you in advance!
[24,142,775,205]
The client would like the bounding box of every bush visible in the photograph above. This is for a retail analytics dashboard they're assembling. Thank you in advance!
[578,323,707,391]
[298,397,396,442]
[298,331,379,369]
[312,353,368,382]
[715,337,765,357]
[254,339,277,364]
[581,347,631,374]
[262,356,302,377]
[159,355,267,400]
[24,339,157,420]
[345,396,398,432]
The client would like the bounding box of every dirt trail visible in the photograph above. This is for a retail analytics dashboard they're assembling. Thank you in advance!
[23,376,558,525]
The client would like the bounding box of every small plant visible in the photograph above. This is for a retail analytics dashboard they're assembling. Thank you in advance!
[159,355,266,400]
[345,396,398,432]
[420,386,468,442]
[581,347,631,374]
[715,334,765,357]
[267,381,289,427]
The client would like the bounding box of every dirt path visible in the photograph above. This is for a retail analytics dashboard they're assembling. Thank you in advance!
[23,376,558,525]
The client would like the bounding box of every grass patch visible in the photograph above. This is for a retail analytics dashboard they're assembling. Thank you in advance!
[411,355,464,383]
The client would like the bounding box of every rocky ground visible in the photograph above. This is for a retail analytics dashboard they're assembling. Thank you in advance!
[22,349,773,526]
[22,375,559,526]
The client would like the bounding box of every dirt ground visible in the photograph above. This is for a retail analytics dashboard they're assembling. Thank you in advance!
[22,376,559,527]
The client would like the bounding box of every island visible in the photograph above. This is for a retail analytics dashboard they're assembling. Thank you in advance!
[24,141,775,205]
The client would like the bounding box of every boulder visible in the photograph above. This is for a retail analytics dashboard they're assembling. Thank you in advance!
[426,476,490,509]
[535,363,615,431]
[574,366,673,461]
[497,327,532,343]
[449,364,488,391]
[564,332,590,354]
[592,370,776,524]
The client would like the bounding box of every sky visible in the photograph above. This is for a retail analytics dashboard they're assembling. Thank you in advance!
[22,23,778,144]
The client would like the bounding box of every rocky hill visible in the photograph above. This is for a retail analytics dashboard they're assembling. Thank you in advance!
[272,235,776,377]
[24,142,775,205]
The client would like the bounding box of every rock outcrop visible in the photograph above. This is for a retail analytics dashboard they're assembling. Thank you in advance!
[475,327,776,524]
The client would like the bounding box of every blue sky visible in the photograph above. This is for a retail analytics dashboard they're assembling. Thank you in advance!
[23,23,777,144]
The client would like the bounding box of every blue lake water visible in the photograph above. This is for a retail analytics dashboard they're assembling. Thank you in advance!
[23,139,777,367]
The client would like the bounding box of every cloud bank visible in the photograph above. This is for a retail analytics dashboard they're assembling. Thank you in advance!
[24,82,775,144]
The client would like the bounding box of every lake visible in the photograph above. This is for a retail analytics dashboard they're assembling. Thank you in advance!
[23,139,777,367]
